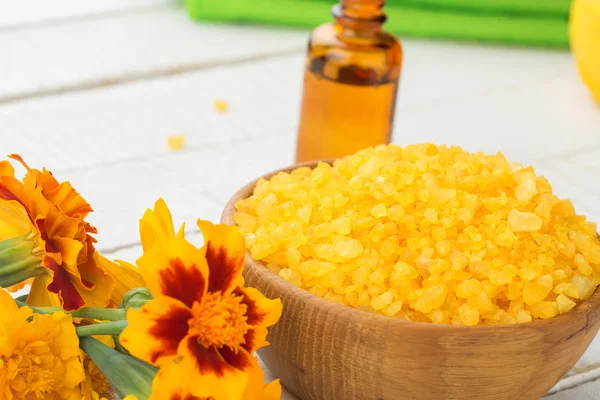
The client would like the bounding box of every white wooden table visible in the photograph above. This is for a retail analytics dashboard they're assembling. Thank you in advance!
[2,1,600,398]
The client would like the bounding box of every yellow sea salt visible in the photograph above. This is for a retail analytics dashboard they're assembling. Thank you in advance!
[167,135,185,151]
[458,303,480,326]
[213,99,229,112]
[557,293,577,314]
[334,239,363,259]
[508,210,543,232]
[370,291,394,310]
[234,144,600,325]
[456,279,482,299]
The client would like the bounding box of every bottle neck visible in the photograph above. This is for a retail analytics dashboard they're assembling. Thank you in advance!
[333,0,386,33]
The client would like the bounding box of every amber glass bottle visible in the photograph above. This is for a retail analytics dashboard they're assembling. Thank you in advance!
[295,0,403,163]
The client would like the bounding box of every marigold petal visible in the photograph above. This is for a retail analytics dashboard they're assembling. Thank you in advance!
[84,222,98,235]
[20,162,93,220]
[32,240,113,311]
[7,154,31,170]
[198,220,245,294]
[218,345,254,372]
[140,198,175,252]
[234,287,282,352]
[4,306,34,341]
[0,176,24,204]
[43,178,94,219]
[35,216,87,310]
[0,160,15,177]
[44,255,86,310]
[179,336,251,400]
[242,358,282,400]
[76,255,115,309]
[63,353,87,389]
[263,379,283,400]
[237,286,282,328]
[52,237,84,273]
[51,312,83,358]
[138,236,208,308]
[120,296,192,366]
[5,278,33,293]
[0,288,18,325]
[150,362,204,400]
[98,255,145,307]
[27,275,62,307]
[38,208,80,242]
[0,199,33,240]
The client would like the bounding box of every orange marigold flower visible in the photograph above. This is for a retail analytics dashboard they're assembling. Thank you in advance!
[120,199,282,400]
[0,287,86,399]
[151,358,280,400]
[0,155,115,310]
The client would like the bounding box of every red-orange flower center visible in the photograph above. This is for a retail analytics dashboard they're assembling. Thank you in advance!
[188,292,249,350]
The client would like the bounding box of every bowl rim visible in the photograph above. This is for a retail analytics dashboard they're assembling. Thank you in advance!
[221,159,600,332]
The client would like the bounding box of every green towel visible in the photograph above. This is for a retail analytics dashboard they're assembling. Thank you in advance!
[185,0,573,48]
[385,0,571,17]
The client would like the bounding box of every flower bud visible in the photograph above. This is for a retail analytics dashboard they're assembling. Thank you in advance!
[0,232,45,289]
[120,288,153,310]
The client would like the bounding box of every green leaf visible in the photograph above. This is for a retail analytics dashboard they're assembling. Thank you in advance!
[79,337,156,400]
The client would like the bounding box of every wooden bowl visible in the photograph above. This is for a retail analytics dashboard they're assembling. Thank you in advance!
[221,161,600,400]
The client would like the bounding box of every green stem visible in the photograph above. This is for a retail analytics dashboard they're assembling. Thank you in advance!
[79,337,156,400]
[67,307,126,321]
[15,294,29,303]
[0,267,45,288]
[113,336,129,355]
[15,300,126,321]
[1,257,42,274]
[15,300,60,313]
[76,320,128,337]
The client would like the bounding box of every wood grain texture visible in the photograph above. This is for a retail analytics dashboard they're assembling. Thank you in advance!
[0,9,307,103]
[0,0,171,29]
[222,161,600,400]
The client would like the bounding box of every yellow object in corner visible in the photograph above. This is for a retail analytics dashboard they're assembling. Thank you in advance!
[570,0,600,103]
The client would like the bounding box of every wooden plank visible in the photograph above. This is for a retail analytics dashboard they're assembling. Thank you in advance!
[546,378,600,400]
[1,51,598,244]
[1,47,594,173]
[0,16,576,107]
[0,0,171,29]
[393,70,600,164]
[0,55,302,173]
[397,41,573,110]
[56,154,226,251]
[35,133,292,250]
[0,8,308,102]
